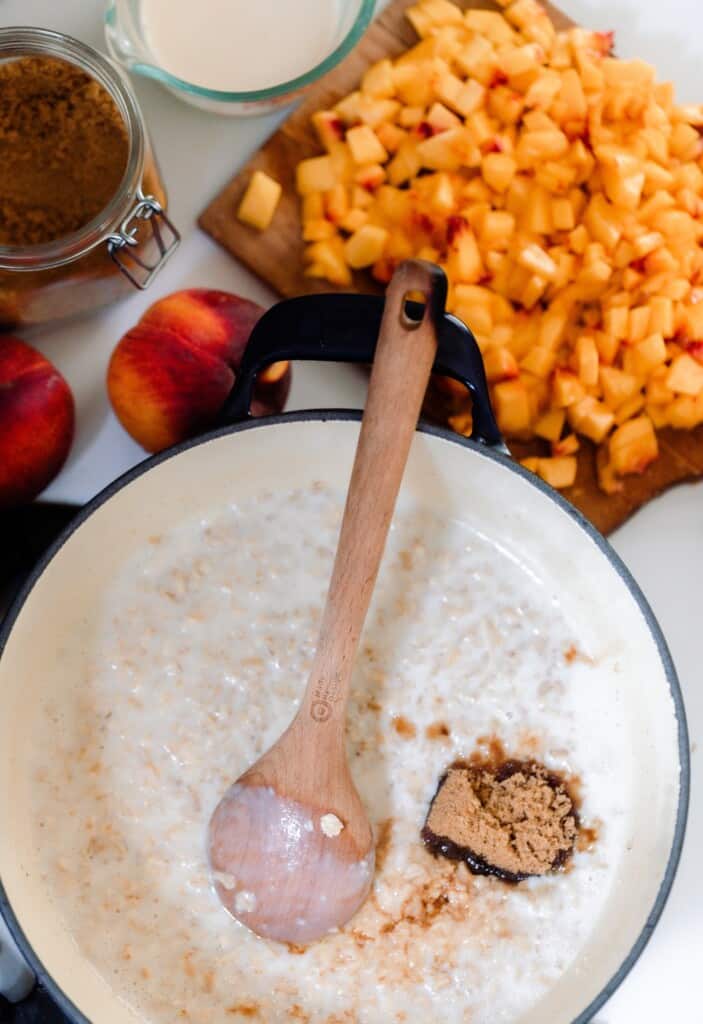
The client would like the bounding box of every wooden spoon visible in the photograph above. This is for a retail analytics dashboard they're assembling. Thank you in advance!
[208,261,444,944]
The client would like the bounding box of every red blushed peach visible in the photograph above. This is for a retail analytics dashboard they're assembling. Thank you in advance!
[107,289,291,453]
[0,337,75,508]
[140,289,262,366]
[107,325,235,454]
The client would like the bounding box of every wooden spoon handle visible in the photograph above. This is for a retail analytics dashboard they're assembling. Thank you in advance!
[301,261,446,729]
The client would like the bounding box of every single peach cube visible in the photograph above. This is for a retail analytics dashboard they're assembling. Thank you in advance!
[630,333,667,376]
[534,408,566,442]
[237,171,282,231]
[575,336,599,387]
[552,369,586,408]
[600,367,640,410]
[568,396,615,444]
[484,346,519,382]
[517,242,557,281]
[603,306,629,341]
[535,456,578,489]
[346,125,388,165]
[609,416,659,475]
[666,353,703,396]
[521,346,556,379]
[493,379,531,434]
[343,224,389,269]
[296,156,336,195]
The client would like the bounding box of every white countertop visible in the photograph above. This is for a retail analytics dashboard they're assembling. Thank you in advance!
[2,1,701,1019]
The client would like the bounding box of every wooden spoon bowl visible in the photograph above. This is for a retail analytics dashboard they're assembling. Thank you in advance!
[208,754,373,943]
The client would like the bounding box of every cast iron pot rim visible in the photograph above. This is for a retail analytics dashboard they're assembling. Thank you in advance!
[0,410,690,1024]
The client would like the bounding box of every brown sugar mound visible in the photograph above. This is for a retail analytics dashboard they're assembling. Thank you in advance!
[0,56,129,247]
[422,761,578,882]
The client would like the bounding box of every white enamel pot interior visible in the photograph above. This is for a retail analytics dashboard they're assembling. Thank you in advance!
[0,413,689,1024]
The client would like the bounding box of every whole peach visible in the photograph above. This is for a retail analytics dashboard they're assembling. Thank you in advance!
[0,337,75,508]
[107,289,291,453]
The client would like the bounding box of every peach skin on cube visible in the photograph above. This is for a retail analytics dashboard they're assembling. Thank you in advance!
[312,111,346,150]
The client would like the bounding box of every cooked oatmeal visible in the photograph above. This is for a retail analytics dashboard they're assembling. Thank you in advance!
[31,485,627,1023]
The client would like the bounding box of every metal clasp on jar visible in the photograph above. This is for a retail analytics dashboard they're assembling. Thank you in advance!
[107,190,180,290]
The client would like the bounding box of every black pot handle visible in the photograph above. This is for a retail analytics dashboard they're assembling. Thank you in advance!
[219,273,505,451]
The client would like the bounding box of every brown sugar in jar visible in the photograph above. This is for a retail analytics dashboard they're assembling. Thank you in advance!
[0,57,130,247]
[0,28,178,330]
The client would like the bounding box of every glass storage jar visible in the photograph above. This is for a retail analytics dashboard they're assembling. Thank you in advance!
[0,27,179,331]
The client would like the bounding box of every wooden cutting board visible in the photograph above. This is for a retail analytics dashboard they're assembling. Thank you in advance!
[199,0,703,535]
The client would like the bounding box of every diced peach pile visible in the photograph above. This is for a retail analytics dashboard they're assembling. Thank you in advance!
[292,0,703,492]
